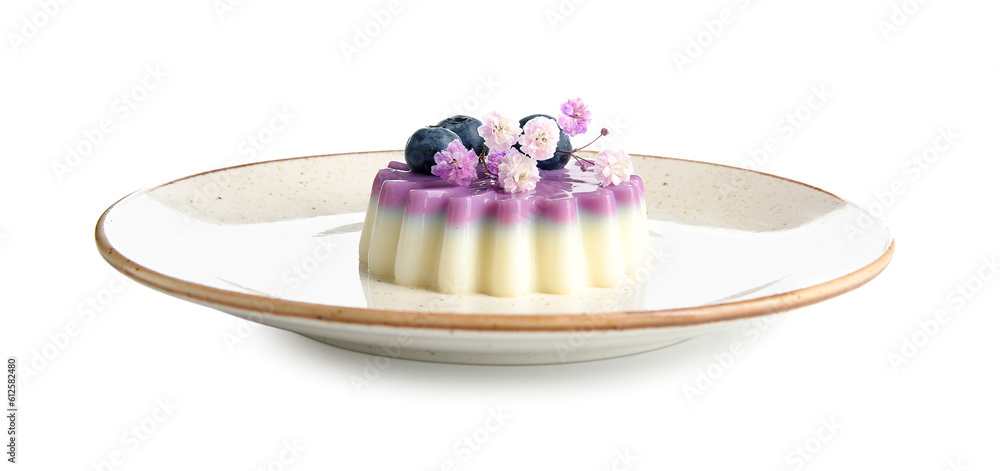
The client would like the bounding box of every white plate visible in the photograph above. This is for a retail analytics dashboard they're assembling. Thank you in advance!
[96,151,894,364]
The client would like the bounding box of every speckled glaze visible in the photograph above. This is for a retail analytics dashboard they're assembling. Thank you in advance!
[96,150,894,365]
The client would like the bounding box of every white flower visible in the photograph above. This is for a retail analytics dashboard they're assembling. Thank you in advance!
[498,149,540,194]
[594,149,633,187]
[517,116,560,161]
[477,111,521,151]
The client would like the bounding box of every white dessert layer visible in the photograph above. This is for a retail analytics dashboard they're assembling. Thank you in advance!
[358,197,378,264]
[360,199,648,298]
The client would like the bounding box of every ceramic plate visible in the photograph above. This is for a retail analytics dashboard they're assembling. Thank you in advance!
[96,151,893,364]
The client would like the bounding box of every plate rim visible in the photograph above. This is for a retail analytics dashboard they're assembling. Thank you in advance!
[94,150,895,332]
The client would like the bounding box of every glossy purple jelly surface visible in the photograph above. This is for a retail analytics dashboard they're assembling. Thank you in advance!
[370,161,645,226]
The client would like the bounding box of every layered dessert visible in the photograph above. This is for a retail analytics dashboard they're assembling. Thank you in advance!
[359,100,649,297]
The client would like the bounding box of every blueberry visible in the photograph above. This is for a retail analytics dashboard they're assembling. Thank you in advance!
[404,126,461,175]
[437,115,485,156]
[515,114,572,170]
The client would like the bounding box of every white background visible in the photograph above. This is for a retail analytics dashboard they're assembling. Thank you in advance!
[3,0,999,469]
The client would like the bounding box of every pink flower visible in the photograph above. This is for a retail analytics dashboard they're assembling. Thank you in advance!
[558,98,592,137]
[594,149,633,187]
[498,149,540,194]
[485,147,510,175]
[478,111,522,151]
[517,116,560,161]
[431,139,479,187]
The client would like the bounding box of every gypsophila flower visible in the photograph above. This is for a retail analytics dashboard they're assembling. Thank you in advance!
[498,149,540,194]
[558,98,592,137]
[594,149,634,187]
[485,147,513,175]
[518,116,561,161]
[431,139,479,187]
[477,111,522,151]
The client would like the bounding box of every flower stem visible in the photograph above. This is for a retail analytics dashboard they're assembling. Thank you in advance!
[479,150,498,178]
[572,130,607,153]
[555,127,608,166]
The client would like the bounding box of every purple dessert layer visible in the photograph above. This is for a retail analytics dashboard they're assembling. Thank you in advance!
[371,162,645,225]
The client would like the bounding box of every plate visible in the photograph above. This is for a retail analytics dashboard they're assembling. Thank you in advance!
[95,151,894,364]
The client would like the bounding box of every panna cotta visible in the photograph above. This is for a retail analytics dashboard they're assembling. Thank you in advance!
[359,161,648,297]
